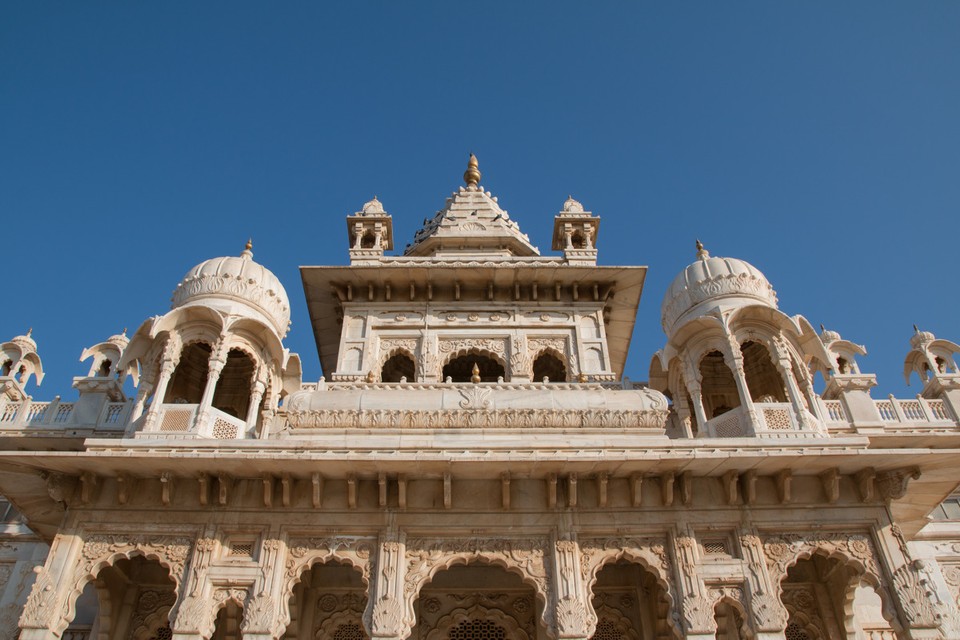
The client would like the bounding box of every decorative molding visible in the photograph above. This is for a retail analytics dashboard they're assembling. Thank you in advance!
[287,407,666,430]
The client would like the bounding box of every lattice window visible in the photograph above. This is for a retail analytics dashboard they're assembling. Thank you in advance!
[229,541,254,557]
[785,622,811,640]
[763,407,792,430]
[590,618,624,640]
[160,409,192,432]
[448,619,507,640]
[714,412,743,437]
[332,622,368,640]
[212,418,238,439]
[702,539,730,556]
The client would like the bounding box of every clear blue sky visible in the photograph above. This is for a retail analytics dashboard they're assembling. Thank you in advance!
[1,3,958,400]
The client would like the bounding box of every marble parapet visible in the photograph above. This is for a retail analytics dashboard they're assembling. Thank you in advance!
[284,382,669,430]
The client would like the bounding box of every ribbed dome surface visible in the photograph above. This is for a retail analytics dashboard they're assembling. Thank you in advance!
[661,251,777,333]
[171,249,290,337]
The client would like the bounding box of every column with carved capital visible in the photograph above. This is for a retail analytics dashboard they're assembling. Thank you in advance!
[723,340,758,431]
[672,529,717,640]
[551,537,594,640]
[143,339,182,432]
[681,361,709,434]
[18,531,84,640]
[193,349,227,432]
[170,534,219,640]
[739,531,788,640]
[240,537,287,640]
[368,533,409,640]
[769,339,815,432]
[245,377,267,432]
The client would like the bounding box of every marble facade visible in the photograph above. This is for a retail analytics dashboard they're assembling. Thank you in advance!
[0,156,959,639]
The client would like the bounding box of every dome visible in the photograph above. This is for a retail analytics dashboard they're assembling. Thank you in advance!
[661,243,777,333]
[10,329,37,354]
[819,327,842,345]
[910,327,936,349]
[359,196,386,215]
[171,242,291,337]
[106,329,130,351]
[562,196,585,214]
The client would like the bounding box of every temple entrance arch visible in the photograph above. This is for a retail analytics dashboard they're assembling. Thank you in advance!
[411,563,540,640]
[588,560,680,640]
[282,560,370,640]
[57,555,177,640]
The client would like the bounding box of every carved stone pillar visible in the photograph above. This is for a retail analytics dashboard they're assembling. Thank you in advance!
[368,533,409,640]
[739,532,788,640]
[143,345,180,431]
[552,537,593,640]
[170,535,219,640]
[874,521,945,639]
[18,531,84,640]
[127,377,155,435]
[774,356,814,431]
[724,348,757,429]
[672,529,717,640]
[241,538,286,640]
[193,354,226,431]
[682,372,709,434]
[245,378,267,432]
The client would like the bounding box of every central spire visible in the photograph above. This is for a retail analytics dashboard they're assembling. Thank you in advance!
[463,153,481,188]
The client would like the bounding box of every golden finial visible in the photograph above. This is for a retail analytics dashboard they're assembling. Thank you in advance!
[26,327,32,337]
[695,239,709,259]
[246,238,253,250]
[122,327,127,336]
[463,153,481,188]
[578,371,587,383]
[471,362,481,384]
[241,238,254,260]
[366,370,376,383]
[914,324,920,334]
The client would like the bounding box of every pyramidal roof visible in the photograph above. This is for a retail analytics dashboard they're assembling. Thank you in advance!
[404,154,540,258]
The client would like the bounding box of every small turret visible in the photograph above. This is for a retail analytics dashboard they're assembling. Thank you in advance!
[552,196,599,265]
[346,197,394,265]
[0,329,43,400]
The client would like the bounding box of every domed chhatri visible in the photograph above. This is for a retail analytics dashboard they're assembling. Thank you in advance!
[661,240,778,333]
[562,195,585,214]
[171,240,291,337]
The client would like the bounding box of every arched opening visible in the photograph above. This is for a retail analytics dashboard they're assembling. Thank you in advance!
[532,351,566,382]
[212,599,244,640]
[98,359,112,377]
[1,360,12,376]
[589,560,678,640]
[211,349,256,419]
[412,563,539,640]
[381,351,416,383]
[571,231,586,249]
[779,554,896,640]
[442,353,505,383]
[713,599,750,640]
[699,351,741,418]
[741,341,787,403]
[63,555,176,640]
[360,230,376,249]
[282,561,369,640]
[165,342,212,404]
